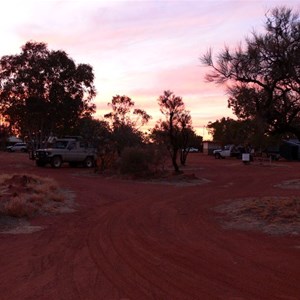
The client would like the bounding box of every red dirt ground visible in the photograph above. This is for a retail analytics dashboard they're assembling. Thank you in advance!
[0,152,300,300]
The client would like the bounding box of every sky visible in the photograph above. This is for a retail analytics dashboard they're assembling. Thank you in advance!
[0,0,299,139]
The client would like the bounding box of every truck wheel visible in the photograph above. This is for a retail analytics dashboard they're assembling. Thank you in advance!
[84,157,94,168]
[51,156,62,168]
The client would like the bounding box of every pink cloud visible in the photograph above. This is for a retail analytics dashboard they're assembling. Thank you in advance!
[2,0,299,139]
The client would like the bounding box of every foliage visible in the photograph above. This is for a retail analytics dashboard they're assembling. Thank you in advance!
[0,174,66,218]
[216,196,300,235]
[95,142,118,173]
[105,95,151,128]
[105,95,151,155]
[179,130,202,165]
[154,90,194,172]
[202,7,300,139]
[119,146,167,178]
[0,41,96,142]
[0,124,10,149]
[75,117,111,148]
[207,117,285,150]
[207,117,253,145]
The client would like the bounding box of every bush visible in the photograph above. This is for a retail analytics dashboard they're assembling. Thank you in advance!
[0,174,67,218]
[119,146,167,178]
[4,196,37,218]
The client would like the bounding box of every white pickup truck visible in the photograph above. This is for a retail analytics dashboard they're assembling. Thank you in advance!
[35,138,97,168]
[213,144,240,159]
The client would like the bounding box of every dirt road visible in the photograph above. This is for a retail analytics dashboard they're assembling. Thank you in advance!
[0,152,299,299]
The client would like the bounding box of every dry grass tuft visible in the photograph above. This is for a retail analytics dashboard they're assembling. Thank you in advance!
[216,196,300,235]
[236,196,299,223]
[4,196,37,218]
[0,173,69,218]
[275,179,300,189]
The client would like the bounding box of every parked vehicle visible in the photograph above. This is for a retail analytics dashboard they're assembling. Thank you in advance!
[264,146,281,161]
[184,147,199,153]
[35,138,97,168]
[213,144,241,159]
[6,142,28,152]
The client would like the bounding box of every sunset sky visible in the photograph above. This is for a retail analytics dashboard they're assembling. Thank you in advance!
[0,0,299,138]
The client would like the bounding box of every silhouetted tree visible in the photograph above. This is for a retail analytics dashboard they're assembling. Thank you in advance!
[179,129,202,165]
[0,124,10,149]
[207,117,259,145]
[207,116,288,152]
[154,90,193,172]
[75,117,111,147]
[104,95,151,155]
[0,41,96,142]
[202,7,300,139]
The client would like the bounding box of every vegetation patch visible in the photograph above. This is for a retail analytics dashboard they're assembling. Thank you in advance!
[145,172,210,187]
[0,174,73,221]
[275,179,300,189]
[216,196,300,235]
[119,146,168,179]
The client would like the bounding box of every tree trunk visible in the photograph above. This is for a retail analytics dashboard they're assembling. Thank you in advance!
[171,150,180,173]
[180,149,188,165]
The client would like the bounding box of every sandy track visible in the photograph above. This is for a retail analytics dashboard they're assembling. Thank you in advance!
[0,152,300,299]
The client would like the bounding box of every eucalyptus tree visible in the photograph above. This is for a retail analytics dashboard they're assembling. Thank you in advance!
[104,95,151,155]
[0,41,96,142]
[202,7,300,139]
[154,90,193,172]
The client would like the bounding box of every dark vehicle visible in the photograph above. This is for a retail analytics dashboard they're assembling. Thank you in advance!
[279,139,300,161]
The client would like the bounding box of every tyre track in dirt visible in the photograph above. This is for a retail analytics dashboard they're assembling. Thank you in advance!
[85,192,216,299]
[1,153,300,299]
[82,180,298,299]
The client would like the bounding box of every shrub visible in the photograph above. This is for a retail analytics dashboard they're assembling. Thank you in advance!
[3,196,37,218]
[0,174,67,218]
[119,146,167,178]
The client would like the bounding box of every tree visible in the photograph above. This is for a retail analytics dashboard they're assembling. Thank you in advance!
[0,124,10,149]
[202,7,300,139]
[75,117,111,147]
[154,90,193,173]
[179,129,202,165]
[104,95,151,155]
[207,117,288,152]
[0,41,96,143]
[207,117,260,145]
